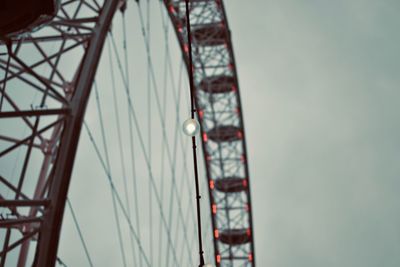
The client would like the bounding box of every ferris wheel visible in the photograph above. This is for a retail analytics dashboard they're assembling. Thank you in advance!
[0,0,255,266]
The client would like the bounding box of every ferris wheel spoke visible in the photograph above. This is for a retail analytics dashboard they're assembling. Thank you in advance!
[1,0,255,266]
[65,198,94,267]
[109,15,190,238]
[95,80,140,266]
[82,122,152,267]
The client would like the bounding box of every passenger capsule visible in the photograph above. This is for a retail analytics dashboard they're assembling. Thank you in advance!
[214,177,246,193]
[192,24,226,46]
[219,229,250,245]
[198,75,235,94]
[207,125,241,142]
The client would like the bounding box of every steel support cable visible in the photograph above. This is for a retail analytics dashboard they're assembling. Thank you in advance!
[93,79,139,267]
[166,38,199,229]
[66,198,94,267]
[155,4,199,266]
[119,8,191,266]
[164,1,257,265]
[161,41,198,266]
[94,85,140,267]
[105,40,130,267]
[108,28,193,267]
[157,7,170,266]
[56,257,68,267]
[184,0,206,266]
[82,121,152,267]
[104,43,181,267]
[158,0,198,219]
[121,12,141,267]
[133,4,200,260]
[144,1,154,265]
[110,5,201,266]
[107,39,132,222]
[108,32,190,267]
[154,4,197,266]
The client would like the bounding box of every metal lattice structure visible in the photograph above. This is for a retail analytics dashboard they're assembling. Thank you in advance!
[0,1,120,265]
[0,0,255,266]
[165,1,255,266]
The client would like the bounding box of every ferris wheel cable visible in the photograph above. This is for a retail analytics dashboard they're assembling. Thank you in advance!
[110,6,197,266]
[133,1,199,243]
[108,30,186,267]
[184,0,206,266]
[106,38,132,267]
[111,17,200,266]
[56,256,68,267]
[66,198,94,267]
[156,3,198,238]
[93,80,134,267]
[104,39,130,267]
[109,22,197,265]
[157,7,170,266]
[110,12,191,266]
[107,39,131,215]
[121,13,142,267]
[152,9,200,266]
[82,121,152,267]
[143,1,154,265]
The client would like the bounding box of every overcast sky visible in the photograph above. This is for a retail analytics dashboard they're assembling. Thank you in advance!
[225,1,400,266]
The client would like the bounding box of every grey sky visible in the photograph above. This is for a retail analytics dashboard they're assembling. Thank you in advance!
[225,1,400,266]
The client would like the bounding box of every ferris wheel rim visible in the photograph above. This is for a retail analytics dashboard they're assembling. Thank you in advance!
[0,0,256,266]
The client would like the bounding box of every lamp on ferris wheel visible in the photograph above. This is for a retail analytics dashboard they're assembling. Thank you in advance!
[181,0,214,266]
[183,118,200,136]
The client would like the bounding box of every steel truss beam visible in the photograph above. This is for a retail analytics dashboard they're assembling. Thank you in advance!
[0,0,119,266]
[0,0,256,266]
[164,0,256,266]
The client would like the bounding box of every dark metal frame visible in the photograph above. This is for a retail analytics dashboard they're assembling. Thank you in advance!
[0,0,255,266]
[0,1,119,266]
[164,0,256,266]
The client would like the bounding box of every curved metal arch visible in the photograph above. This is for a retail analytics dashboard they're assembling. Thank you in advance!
[34,1,120,265]
[164,0,256,266]
[0,0,255,266]
[0,0,120,266]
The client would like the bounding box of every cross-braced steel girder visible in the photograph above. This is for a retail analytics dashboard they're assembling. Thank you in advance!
[0,0,256,266]
[0,0,119,266]
[164,1,256,266]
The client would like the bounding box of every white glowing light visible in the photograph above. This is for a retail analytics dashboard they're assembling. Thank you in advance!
[182,118,200,136]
